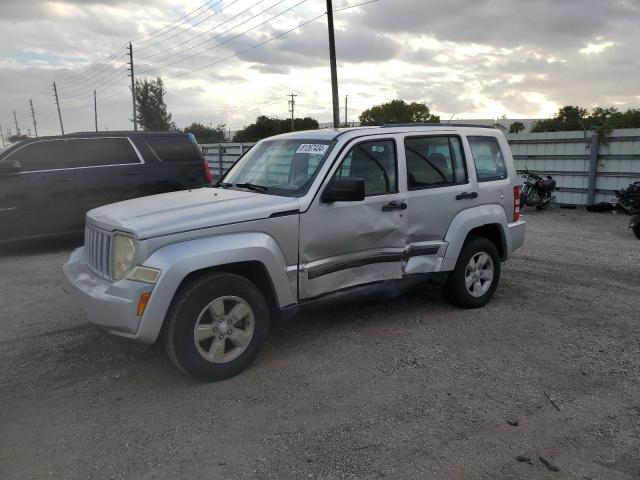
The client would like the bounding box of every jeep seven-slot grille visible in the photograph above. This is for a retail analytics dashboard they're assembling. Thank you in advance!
[85,224,111,278]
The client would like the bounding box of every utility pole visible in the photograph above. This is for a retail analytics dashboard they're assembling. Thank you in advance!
[94,90,98,132]
[127,41,137,131]
[0,124,5,147]
[344,94,348,127]
[52,81,64,135]
[287,92,298,131]
[326,0,340,128]
[29,98,38,138]
[13,110,20,136]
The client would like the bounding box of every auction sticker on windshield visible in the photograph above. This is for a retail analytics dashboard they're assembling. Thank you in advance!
[296,144,329,155]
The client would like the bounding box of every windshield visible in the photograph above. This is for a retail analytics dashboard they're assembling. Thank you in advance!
[222,139,335,196]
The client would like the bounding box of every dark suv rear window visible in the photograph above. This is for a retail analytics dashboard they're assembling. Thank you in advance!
[71,138,140,167]
[144,136,198,163]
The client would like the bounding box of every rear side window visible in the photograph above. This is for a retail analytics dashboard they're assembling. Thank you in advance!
[144,136,197,162]
[71,138,139,167]
[405,136,467,190]
[467,136,508,182]
[4,140,68,172]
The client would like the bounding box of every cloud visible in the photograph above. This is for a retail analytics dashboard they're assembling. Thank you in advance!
[0,0,639,135]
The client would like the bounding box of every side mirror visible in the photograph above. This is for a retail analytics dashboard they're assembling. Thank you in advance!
[0,159,21,174]
[322,177,365,203]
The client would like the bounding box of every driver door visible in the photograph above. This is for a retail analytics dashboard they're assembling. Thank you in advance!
[298,137,407,299]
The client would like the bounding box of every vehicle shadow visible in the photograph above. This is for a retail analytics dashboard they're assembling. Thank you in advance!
[0,233,83,257]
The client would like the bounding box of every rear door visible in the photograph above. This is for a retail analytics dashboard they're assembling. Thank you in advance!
[0,139,77,239]
[401,133,485,273]
[69,137,144,214]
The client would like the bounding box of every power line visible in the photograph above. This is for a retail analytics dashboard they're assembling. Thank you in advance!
[166,9,325,80]
[56,45,128,90]
[139,0,306,75]
[132,0,222,44]
[136,0,231,55]
[137,0,259,62]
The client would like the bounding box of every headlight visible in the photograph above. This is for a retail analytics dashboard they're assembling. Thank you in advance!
[111,234,136,280]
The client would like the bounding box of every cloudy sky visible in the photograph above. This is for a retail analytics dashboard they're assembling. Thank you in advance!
[0,0,638,137]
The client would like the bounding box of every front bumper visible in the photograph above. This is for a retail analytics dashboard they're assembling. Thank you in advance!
[62,247,155,343]
[508,219,526,255]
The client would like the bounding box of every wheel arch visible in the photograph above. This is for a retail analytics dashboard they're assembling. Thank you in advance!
[442,205,510,270]
[135,233,296,344]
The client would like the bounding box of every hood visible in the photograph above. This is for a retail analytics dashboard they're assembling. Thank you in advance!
[86,187,300,239]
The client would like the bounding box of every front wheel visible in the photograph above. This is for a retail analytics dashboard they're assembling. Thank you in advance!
[164,272,270,381]
[631,214,640,240]
[444,237,501,308]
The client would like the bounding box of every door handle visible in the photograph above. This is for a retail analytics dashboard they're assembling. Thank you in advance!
[382,201,407,212]
[456,192,478,200]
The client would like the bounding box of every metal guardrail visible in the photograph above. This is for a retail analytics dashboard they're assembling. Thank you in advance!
[506,128,640,205]
[199,143,254,178]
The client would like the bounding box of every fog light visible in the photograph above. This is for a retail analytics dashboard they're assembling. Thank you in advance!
[137,292,151,317]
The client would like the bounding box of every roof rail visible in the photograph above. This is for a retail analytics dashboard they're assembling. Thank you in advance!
[380,123,497,129]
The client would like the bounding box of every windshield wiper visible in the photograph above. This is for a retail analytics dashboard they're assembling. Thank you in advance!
[215,181,233,188]
[233,183,269,193]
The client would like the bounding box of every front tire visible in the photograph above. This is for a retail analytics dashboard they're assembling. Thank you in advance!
[444,237,501,308]
[164,272,270,381]
[632,214,640,240]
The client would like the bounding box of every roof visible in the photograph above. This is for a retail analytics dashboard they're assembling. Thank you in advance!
[268,124,502,142]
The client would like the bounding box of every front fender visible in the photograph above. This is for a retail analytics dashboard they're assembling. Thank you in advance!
[135,233,295,344]
[441,204,509,271]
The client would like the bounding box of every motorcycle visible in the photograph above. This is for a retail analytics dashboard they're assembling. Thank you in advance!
[520,168,557,210]
[616,181,640,239]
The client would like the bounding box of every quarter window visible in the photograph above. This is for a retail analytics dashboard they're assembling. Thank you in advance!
[4,140,68,172]
[405,136,467,190]
[333,140,397,196]
[144,136,197,163]
[467,136,508,182]
[71,138,139,167]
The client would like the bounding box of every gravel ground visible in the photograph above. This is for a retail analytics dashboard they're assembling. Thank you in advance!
[1,208,639,479]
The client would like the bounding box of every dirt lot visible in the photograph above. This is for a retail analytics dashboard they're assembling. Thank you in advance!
[1,208,639,479]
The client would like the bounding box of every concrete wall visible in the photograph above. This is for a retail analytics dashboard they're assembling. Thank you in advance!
[201,128,640,206]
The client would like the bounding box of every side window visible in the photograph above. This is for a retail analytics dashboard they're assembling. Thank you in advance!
[405,136,467,190]
[5,141,68,172]
[144,136,197,162]
[333,140,397,196]
[467,136,508,182]
[71,138,139,167]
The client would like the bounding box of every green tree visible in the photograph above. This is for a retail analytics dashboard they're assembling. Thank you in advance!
[530,106,640,144]
[359,99,440,126]
[508,121,526,134]
[233,116,319,142]
[8,134,28,143]
[531,106,589,133]
[184,122,227,143]
[133,77,174,131]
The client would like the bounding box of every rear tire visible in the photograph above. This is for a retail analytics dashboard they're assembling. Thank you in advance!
[164,272,270,381]
[444,237,501,308]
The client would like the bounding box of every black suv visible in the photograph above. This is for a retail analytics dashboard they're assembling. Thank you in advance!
[0,131,211,241]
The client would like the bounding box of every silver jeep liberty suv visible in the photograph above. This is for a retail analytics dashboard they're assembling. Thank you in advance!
[63,125,526,381]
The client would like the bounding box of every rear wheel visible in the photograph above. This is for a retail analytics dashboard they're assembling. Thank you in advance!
[444,237,501,308]
[164,272,269,381]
